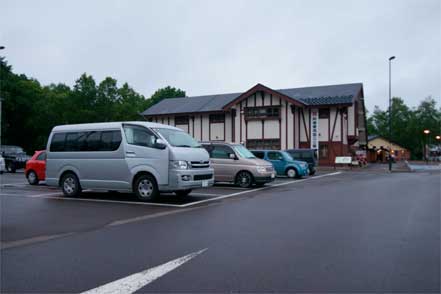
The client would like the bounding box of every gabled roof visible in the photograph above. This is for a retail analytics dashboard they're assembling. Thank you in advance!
[367,135,409,150]
[278,83,361,106]
[141,82,363,116]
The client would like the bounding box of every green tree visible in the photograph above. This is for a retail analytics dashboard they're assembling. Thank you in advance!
[0,58,186,154]
[367,96,441,159]
[146,86,185,109]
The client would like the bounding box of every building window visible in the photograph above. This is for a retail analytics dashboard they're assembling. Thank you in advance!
[244,106,280,120]
[209,113,225,123]
[175,115,189,125]
[319,143,328,159]
[246,139,280,150]
[319,108,330,119]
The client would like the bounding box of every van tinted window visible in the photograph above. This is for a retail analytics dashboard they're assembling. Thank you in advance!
[65,132,80,151]
[252,151,265,159]
[86,132,101,151]
[50,133,66,151]
[50,130,122,152]
[100,131,122,151]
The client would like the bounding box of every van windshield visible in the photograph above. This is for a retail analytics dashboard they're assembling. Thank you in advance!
[153,128,201,148]
[233,145,256,159]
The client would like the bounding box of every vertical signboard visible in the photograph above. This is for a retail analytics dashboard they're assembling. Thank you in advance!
[310,109,319,159]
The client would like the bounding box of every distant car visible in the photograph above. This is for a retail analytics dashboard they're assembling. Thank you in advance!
[0,156,6,174]
[201,142,276,188]
[285,149,317,175]
[25,150,46,185]
[1,145,30,173]
[250,150,309,178]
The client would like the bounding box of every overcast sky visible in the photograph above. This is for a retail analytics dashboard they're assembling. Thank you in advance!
[1,0,440,112]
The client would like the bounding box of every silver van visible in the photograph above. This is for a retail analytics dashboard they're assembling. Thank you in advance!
[201,142,275,188]
[46,122,214,201]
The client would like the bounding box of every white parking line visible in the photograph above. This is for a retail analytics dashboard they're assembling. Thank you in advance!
[178,171,342,208]
[189,192,224,197]
[2,172,342,208]
[81,248,207,294]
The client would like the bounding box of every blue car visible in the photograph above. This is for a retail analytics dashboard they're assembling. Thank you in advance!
[250,150,309,178]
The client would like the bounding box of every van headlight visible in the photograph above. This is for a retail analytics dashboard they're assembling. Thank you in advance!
[170,160,189,170]
[256,166,267,173]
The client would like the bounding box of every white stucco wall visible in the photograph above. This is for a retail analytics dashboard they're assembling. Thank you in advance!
[264,120,279,138]
[202,115,209,141]
[210,123,224,141]
[247,121,261,139]
[318,118,329,142]
[280,102,287,149]
[225,112,232,142]
[193,116,201,141]
[287,104,294,149]
[300,109,310,142]
[175,124,189,133]
[330,109,342,142]
[348,105,355,136]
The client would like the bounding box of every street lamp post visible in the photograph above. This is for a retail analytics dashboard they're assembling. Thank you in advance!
[423,129,430,163]
[0,46,5,149]
[388,56,395,172]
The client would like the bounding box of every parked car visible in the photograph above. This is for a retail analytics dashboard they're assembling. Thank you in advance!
[251,150,309,178]
[1,145,30,173]
[46,122,214,201]
[285,149,317,175]
[201,142,275,188]
[25,150,46,185]
[0,155,6,174]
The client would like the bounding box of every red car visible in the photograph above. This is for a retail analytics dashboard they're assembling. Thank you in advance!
[25,150,46,185]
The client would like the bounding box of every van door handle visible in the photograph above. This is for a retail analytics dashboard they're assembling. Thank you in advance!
[126,151,136,157]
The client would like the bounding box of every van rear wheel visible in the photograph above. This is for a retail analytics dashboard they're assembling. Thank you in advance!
[134,174,159,201]
[61,173,82,197]
[175,189,192,197]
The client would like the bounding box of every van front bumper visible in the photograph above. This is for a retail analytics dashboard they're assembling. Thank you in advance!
[163,168,215,191]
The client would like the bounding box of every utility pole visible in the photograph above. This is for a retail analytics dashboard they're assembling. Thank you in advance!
[388,56,395,172]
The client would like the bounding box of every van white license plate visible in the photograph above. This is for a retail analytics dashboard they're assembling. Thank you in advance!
[202,180,209,187]
[271,173,276,179]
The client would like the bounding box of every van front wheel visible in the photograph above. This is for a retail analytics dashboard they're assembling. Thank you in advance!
[134,174,159,201]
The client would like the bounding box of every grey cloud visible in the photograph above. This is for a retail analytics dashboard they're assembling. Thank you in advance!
[1,0,440,111]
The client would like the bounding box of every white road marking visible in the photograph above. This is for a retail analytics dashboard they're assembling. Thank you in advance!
[189,192,224,197]
[178,172,343,207]
[2,172,343,208]
[81,248,207,294]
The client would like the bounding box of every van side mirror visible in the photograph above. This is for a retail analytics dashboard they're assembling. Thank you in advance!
[154,138,167,150]
[229,153,237,160]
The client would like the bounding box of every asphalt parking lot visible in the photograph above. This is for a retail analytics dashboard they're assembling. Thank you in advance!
[1,171,338,247]
[2,169,439,293]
